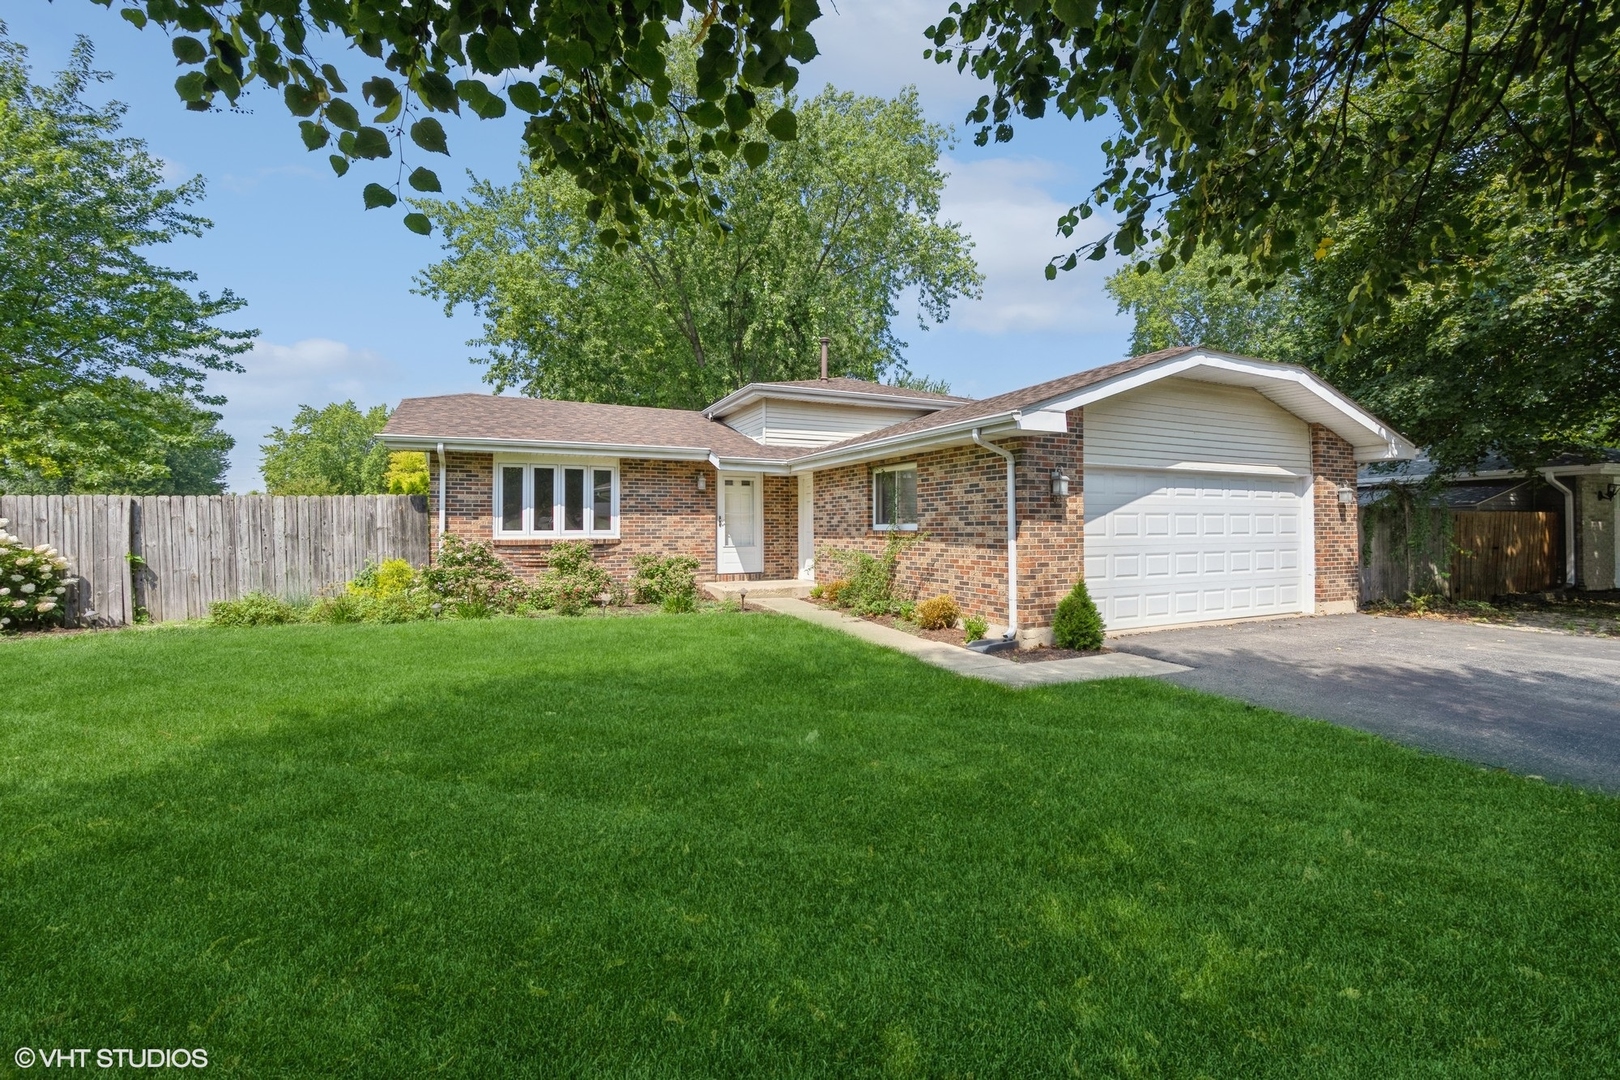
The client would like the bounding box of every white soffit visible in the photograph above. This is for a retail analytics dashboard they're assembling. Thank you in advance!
[1024,351,1417,462]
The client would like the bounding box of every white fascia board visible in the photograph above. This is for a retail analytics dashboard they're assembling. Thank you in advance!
[786,417,1022,472]
[707,451,794,475]
[377,434,713,461]
[704,383,956,419]
[1029,351,1419,462]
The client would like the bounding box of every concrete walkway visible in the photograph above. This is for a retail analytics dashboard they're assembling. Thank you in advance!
[757,598,1187,688]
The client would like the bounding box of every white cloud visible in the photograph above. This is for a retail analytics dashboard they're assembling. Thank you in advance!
[800,1,983,115]
[208,338,452,492]
[939,155,1119,334]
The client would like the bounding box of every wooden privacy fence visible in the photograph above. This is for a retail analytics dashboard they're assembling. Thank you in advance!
[0,495,134,625]
[0,494,430,625]
[1360,508,1561,603]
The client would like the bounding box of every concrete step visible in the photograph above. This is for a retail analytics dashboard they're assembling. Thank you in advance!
[703,578,813,600]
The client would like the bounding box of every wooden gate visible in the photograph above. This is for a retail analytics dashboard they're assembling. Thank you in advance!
[1449,511,1562,600]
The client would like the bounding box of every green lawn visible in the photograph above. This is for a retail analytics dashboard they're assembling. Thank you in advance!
[1,615,1616,1077]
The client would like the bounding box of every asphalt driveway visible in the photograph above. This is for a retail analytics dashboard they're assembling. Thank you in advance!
[1110,614,1620,791]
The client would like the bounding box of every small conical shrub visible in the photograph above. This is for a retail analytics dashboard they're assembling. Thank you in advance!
[1052,579,1104,650]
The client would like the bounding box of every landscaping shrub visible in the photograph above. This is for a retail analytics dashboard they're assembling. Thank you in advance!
[422,534,528,612]
[630,554,700,613]
[820,579,849,605]
[307,594,363,624]
[1053,579,1105,651]
[817,530,918,614]
[963,614,988,643]
[0,518,70,632]
[209,592,300,627]
[915,595,960,630]
[535,541,612,616]
[347,558,418,599]
[897,600,916,622]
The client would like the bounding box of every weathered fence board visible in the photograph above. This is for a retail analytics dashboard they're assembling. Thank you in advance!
[1361,506,1561,603]
[133,494,430,622]
[2,494,428,625]
[0,495,133,625]
[1451,511,1562,600]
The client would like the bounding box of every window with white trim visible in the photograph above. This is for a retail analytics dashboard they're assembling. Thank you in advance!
[494,460,619,538]
[873,464,918,530]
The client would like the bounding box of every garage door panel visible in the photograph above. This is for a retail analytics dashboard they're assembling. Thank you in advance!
[1085,468,1308,631]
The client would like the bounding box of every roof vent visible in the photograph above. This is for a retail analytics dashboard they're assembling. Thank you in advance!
[819,336,829,381]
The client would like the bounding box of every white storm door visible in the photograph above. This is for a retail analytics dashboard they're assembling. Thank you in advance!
[717,473,764,575]
[1084,468,1307,631]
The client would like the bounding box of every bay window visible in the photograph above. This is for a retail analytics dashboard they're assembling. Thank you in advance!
[494,460,619,538]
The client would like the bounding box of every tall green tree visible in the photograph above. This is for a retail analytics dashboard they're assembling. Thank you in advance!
[925,0,1620,344]
[260,402,392,495]
[415,86,980,409]
[1108,202,1620,472]
[0,24,254,493]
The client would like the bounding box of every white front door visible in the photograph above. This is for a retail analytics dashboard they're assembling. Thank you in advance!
[717,473,764,575]
[1084,468,1308,631]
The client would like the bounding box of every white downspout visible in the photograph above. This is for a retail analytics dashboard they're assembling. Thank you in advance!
[1541,470,1577,587]
[972,428,1018,639]
[436,441,447,552]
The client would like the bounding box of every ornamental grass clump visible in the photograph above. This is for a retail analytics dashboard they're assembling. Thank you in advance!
[914,595,960,630]
[1053,579,1105,651]
[209,592,301,627]
[0,518,70,632]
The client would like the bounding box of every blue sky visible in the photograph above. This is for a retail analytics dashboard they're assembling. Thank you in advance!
[11,1,1133,490]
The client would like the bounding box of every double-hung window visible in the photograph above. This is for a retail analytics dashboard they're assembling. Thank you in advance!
[873,464,918,530]
[495,460,618,538]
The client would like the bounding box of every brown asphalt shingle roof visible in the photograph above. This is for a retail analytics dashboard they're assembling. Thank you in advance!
[808,346,1202,455]
[751,377,973,403]
[380,348,1208,463]
[381,394,800,460]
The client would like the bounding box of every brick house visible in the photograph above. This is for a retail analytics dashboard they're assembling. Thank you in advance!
[379,347,1415,641]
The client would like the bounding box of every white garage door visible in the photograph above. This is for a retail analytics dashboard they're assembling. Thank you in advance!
[1084,469,1308,631]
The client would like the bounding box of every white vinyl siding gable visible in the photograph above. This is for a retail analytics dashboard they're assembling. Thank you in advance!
[722,399,929,447]
[1083,378,1311,475]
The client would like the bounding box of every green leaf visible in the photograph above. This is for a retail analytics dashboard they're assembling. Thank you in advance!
[120,8,148,29]
[174,71,208,103]
[764,108,798,141]
[456,79,508,120]
[298,120,329,150]
[350,126,392,159]
[362,183,397,210]
[407,167,442,193]
[742,141,769,168]
[485,25,522,70]
[328,154,349,177]
[410,117,449,155]
[320,64,346,94]
[324,98,361,132]
[416,73,459,113]
[171,36,207,64]
[508,81,543,114]
[403,212,433,236]
[284,84,322,117]
[685,101,725,128]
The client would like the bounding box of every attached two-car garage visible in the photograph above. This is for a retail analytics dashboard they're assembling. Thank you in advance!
[1081,377,1315,632]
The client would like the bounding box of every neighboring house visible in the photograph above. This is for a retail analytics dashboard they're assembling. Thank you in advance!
[1361,450,1620,591]
[379,347,1415,640]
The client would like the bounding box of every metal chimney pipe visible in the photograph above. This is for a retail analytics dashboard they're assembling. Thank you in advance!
[819,336,829,381]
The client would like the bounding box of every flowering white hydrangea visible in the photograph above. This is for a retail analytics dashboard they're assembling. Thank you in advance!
[0,527,70,632]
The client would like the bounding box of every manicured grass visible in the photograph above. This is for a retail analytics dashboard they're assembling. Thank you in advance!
[1,614,1616,1077]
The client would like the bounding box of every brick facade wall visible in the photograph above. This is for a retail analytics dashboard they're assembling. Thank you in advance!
[810,410,1084,632]
[1310,424,1360,609]
[429,452,719,582]
[429,452,801,585]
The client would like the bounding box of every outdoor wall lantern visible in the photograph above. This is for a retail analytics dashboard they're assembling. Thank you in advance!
[1599,481,1618,501]
[696,473,707,492]
[1051,470,1072,497]
[1337,483,1357,504]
